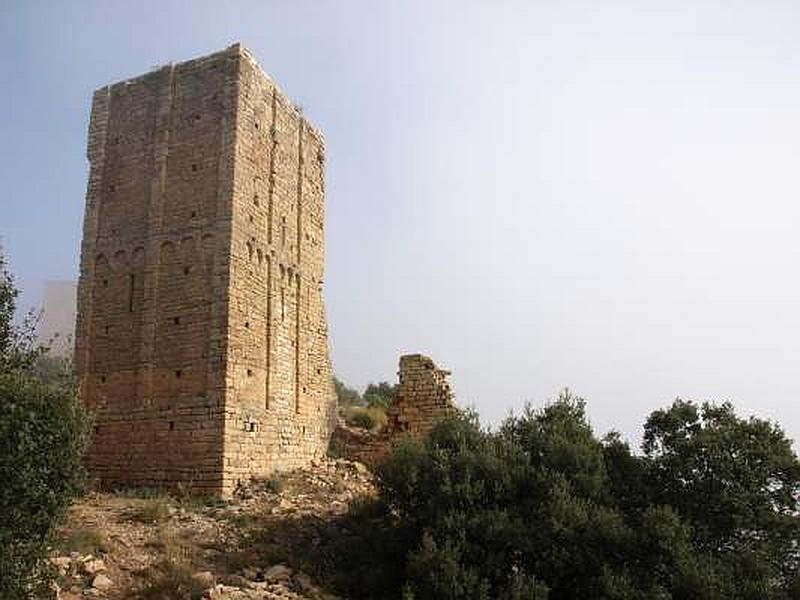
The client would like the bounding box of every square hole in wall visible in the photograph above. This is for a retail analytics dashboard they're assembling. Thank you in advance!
[100,375,106,383]
[184,266,191,275]
[247,369,253,377]
[175,370,182,378]
[169,421,174,431]
[191,163,198,172]
[173,317,181,325]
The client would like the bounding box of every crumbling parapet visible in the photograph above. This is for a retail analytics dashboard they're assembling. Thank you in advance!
[332,354,457,465]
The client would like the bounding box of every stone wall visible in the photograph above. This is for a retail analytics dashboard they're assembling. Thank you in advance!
[75,45,336,496]
[332,354,457,465]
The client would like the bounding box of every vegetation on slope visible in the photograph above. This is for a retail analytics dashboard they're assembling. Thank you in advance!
[334,376,397,431]
[0,249,91,599]
[333,393,800,599]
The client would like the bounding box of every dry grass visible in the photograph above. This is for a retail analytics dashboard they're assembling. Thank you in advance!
[56,525,108,556]
[135,528,206,600]
[344,406,387,431]
[127,496,172,525]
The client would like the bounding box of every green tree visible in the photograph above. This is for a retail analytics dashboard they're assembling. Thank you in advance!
[334,375,363,407]
[355,392,800,599]
[363,381,397,410]
[0,249,90,599]
[643,399,800,595]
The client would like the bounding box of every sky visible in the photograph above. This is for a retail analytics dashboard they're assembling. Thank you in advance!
[2,0,800,448]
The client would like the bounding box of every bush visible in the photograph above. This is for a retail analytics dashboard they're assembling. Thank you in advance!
[0,249,91,599]
[334,376,363,407]
[350,392,800,600]
[345,406,387,431]
[363,381,397,410]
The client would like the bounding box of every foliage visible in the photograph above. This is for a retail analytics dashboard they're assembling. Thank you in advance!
[344,405,388,431]
[347,391,800,600]
[363,381,397,410]
[0,248,91,599]
[335,376,397,411]
[334,376,363,407]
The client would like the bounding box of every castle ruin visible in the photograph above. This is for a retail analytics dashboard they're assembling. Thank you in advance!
[333,354,457,465]
[75,45,336,496]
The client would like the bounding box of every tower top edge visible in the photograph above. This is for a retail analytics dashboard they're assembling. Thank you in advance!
[90,43,324,143]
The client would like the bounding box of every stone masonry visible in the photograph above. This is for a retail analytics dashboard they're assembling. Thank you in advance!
[75,44,337,496]
[333,354,457,465]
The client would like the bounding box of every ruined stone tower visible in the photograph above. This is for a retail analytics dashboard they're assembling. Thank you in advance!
[75,44,337,496]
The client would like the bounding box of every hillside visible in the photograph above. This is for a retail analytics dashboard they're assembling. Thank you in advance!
[51,459,374,600]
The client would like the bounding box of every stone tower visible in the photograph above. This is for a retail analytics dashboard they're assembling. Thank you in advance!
[75,44,337,496]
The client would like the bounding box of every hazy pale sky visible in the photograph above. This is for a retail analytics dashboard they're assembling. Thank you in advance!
[3,1,800,447]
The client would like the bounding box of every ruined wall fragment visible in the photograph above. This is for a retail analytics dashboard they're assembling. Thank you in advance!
[332,354,457,465]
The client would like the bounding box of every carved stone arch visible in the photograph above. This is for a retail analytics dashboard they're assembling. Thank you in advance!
[160,240,176,264]
[113,249,129,270]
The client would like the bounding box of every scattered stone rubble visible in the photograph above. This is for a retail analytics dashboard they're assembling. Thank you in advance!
[52,458,374,599]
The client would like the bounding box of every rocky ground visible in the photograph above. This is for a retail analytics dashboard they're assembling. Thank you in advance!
[51,459,375,599]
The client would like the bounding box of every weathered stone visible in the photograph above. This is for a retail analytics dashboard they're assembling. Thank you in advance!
[333,354,457,464]
[91,574,113,591]
[82,558,106,576]
[263,564,292,582]
[192,570,216,589]
[75,44,337,497]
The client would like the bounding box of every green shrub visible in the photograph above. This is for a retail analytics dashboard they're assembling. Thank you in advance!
[334,376,363,407]
[345,406,387,431]
[352,392,800,599]
[363,381,397,410]
[0,248,91,599]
